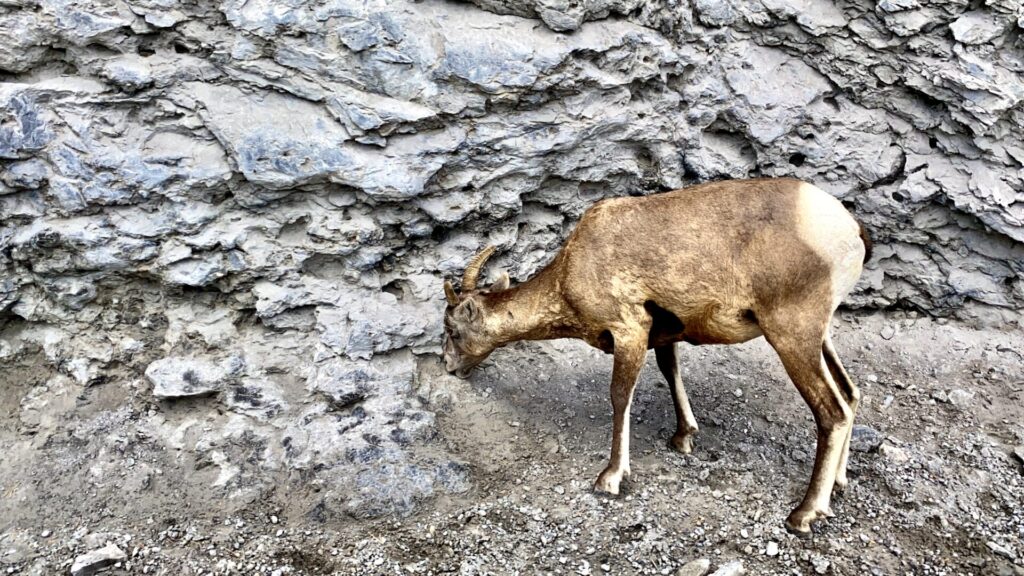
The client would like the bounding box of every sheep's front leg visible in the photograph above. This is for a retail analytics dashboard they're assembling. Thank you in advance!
[594,331,648,496]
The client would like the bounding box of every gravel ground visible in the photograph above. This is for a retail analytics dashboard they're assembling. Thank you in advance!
[2,311,1023,575]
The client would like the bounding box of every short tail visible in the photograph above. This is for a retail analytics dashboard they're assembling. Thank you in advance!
[857,221,873,264]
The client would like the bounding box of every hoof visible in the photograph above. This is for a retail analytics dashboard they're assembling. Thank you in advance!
[785,520,814,538]
[669,432,695,454]
[785,506,833,536]
[594,468,625,496]
[833,476,849,495]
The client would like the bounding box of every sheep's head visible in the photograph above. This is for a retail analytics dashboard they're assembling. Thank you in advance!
[442,246,510,378]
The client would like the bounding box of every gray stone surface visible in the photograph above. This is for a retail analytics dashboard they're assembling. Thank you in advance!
[145,355,242,398]
[1,0,1022,516]
[70,543,126,576]
[677,558,712,576]
[851,424,884,453]
[709,560,745,576]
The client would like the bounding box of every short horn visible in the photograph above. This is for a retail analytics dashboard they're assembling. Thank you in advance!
[461,245,496,292]
[444,280,459,306]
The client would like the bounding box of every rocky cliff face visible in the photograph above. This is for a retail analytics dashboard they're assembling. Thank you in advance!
[1,0,1022,516]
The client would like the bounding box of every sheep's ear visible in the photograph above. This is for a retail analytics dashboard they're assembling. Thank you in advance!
[444,281,459,307]
[490,271,510,292]
[462,298,480,321]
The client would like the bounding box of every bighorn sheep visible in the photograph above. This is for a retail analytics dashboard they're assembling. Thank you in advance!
[441,177,871,534]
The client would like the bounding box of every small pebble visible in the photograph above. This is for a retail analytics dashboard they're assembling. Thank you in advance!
[850,425,883,453]
[677,558,711,576]
[709,560,744,576]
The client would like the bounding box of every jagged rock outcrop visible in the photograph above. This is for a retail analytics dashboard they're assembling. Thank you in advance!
[1,0,1022,516]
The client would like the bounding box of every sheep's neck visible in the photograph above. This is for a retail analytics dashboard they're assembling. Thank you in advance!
[483,266,575,344]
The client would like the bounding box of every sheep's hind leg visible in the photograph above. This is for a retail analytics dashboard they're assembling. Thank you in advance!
[594,327,649,496]
[762,314,852,535]
[823,334,860,494]
[655,343,699,454]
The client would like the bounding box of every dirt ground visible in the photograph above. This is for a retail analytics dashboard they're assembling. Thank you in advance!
[1,310,1023,575]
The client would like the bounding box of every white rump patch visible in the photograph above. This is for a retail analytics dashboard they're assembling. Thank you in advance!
[795,182,865,308]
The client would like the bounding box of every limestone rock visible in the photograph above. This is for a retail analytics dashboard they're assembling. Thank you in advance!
[70,543,126,576]
[851,425,884,453]
[949,10,1012,45]
[145,356,243,398]
[710,560,745,576]
[0,86,53,159]
[678,558,712,576]
[946,388,975,408]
